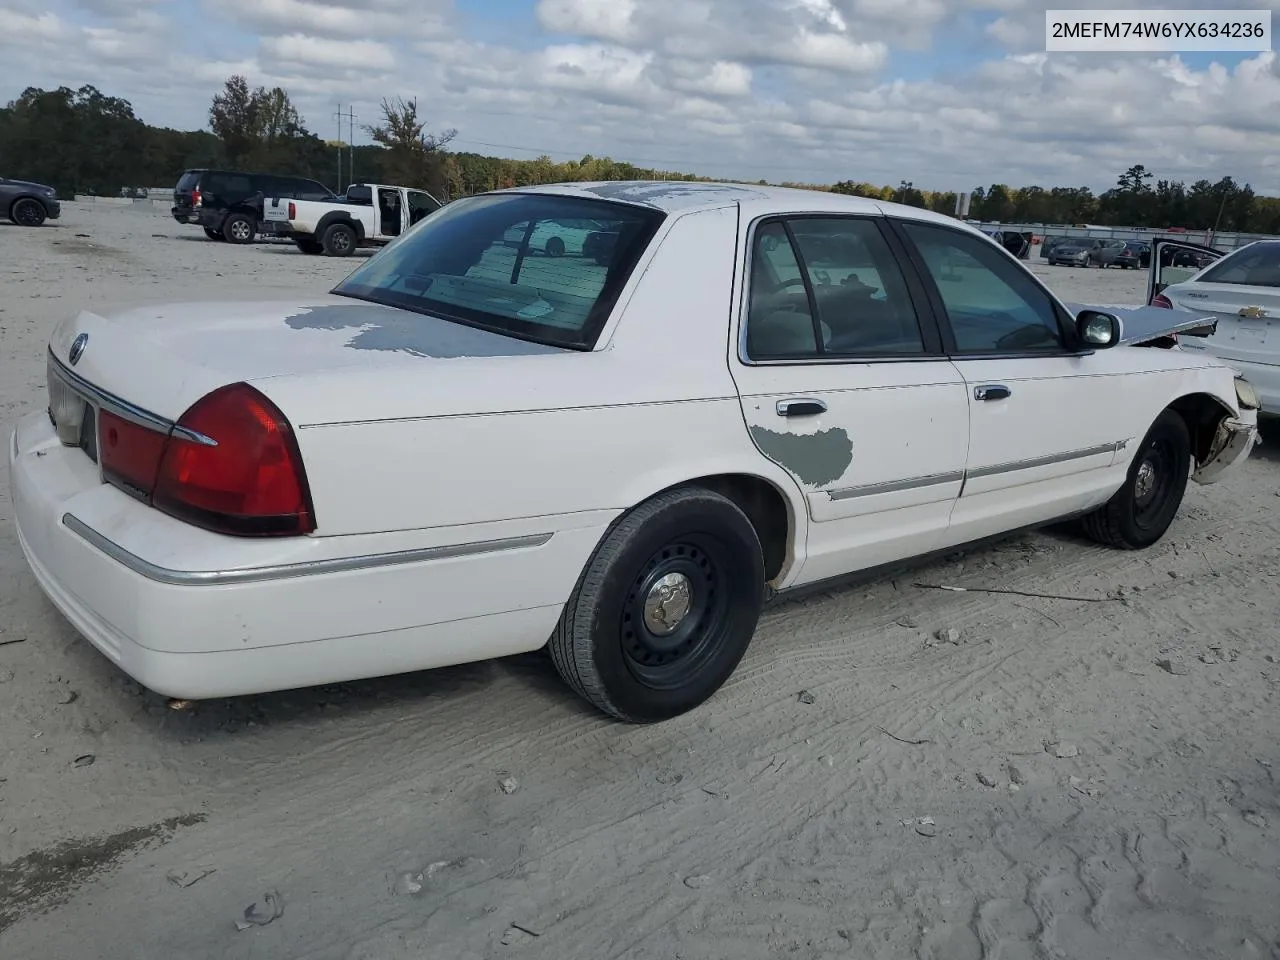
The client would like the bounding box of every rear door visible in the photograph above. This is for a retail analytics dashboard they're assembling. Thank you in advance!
[730,213,971,587]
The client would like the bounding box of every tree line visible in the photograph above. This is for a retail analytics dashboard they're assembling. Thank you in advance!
[1,79,1277,234]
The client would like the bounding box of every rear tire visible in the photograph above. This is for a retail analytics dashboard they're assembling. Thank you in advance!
[549,487,766,723]
[1080,410,1191,550]
[545,235,566,257]
[10,198,46,227]
[294,238,323,255]
[321,222,356,256]
[222,213,256,244]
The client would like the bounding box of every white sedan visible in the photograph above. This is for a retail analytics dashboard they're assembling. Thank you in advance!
[8,182,1261,722]
[1149,237,1280,416]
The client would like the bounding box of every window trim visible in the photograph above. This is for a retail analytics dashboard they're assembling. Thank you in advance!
[886,216,1091,360]
[736,212,948,367]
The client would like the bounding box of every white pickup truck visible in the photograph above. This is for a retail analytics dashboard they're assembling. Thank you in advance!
[262,182,444,256]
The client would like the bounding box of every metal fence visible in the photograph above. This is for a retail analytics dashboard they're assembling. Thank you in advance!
[971,221,1278,252]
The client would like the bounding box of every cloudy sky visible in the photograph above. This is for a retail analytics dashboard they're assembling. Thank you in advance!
[2,0,1279,193]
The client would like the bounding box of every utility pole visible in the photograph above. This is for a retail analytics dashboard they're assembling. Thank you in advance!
[333,105,358,190]
[333,104,344,192]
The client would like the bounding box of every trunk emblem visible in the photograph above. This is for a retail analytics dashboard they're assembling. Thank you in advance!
[69,333,88,366]
[1239,306,1267,319]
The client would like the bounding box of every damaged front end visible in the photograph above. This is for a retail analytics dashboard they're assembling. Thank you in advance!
[1192,376,1261,485]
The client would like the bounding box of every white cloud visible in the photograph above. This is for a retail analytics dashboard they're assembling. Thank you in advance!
[0,9,66,40]
[262,34,396,71]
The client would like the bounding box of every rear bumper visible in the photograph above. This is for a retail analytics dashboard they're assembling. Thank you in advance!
[9,410,604,700]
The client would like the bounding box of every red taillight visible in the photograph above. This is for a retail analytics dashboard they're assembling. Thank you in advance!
[192,186,202,207]
[95,383,315,538]
[1152,293,1174,308]
[99,409,168,496]
[152,383,315,537]
[288,201,296,219]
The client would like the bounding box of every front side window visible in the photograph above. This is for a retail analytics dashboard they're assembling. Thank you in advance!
[745,217,926,360]
[1197,243,1280,288]
[900,222,1066,354]
[332,193,664,350]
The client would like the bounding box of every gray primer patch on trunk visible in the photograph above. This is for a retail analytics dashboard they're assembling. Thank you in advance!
[283,303,564,358]
[749,425,853,487]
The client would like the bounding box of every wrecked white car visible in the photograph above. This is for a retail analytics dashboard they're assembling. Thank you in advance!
[8,182,1260,723]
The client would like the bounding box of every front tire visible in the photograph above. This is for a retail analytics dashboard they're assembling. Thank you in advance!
[10,198,47,227]
[321,222,356,256]
[1081,410,1191,550]
[549,487,766,723]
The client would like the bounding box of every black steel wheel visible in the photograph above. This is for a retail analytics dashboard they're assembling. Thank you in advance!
[11,198,46,227]
[545,235,566,257]
[549,487,766,722]
[1081,409,1191,550]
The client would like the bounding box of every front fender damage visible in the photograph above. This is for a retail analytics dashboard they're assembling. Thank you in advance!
[1192,412,1259,485]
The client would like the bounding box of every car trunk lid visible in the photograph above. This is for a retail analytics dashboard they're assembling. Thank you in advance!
[1164,283,1280,365]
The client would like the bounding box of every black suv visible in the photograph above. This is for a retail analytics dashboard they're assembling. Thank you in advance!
[171,169,336,244]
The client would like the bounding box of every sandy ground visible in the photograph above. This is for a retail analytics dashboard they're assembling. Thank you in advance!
[1,201,1278,960]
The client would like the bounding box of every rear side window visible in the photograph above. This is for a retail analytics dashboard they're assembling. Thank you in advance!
[1197,244,1280,288]
[332,193,665,350]
[204,172,253,196]
[345,185,373,205]
[176,171,200,191]
[746,217,926,360]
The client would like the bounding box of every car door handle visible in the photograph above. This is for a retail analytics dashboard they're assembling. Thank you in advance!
[776,398,827,417]
[974,384,1011,402]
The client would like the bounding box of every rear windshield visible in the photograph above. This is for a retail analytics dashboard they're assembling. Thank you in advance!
[1197,243,1280,288]
[176,171,201,191]
[332,193,665,350]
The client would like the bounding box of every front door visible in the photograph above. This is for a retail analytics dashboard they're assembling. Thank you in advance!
[891,219,1144,544]
[377,187,404,238]
[730,214,971,587]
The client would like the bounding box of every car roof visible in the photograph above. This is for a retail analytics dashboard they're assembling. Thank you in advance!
[496,180,983,233]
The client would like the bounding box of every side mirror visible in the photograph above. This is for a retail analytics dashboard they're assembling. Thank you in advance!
[1076,310,1121,348]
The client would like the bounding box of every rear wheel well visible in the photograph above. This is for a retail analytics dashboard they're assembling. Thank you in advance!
[1168,393,1234,464]
[674,474,793,583]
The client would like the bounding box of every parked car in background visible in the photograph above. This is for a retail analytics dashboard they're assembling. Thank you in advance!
[1150,237,1280,416]
[10,182,1258,722]
[171,169,336,244]
[262,182,443,255]
[1048,240,1092,266]
[1,176,60,227]
[1093,239,1150,269]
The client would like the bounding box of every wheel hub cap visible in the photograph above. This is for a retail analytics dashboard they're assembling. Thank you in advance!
[642,572,692,636]
[1135,459,1156,500]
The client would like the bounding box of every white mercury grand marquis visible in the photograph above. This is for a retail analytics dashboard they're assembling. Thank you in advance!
[8,182,1262,722]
